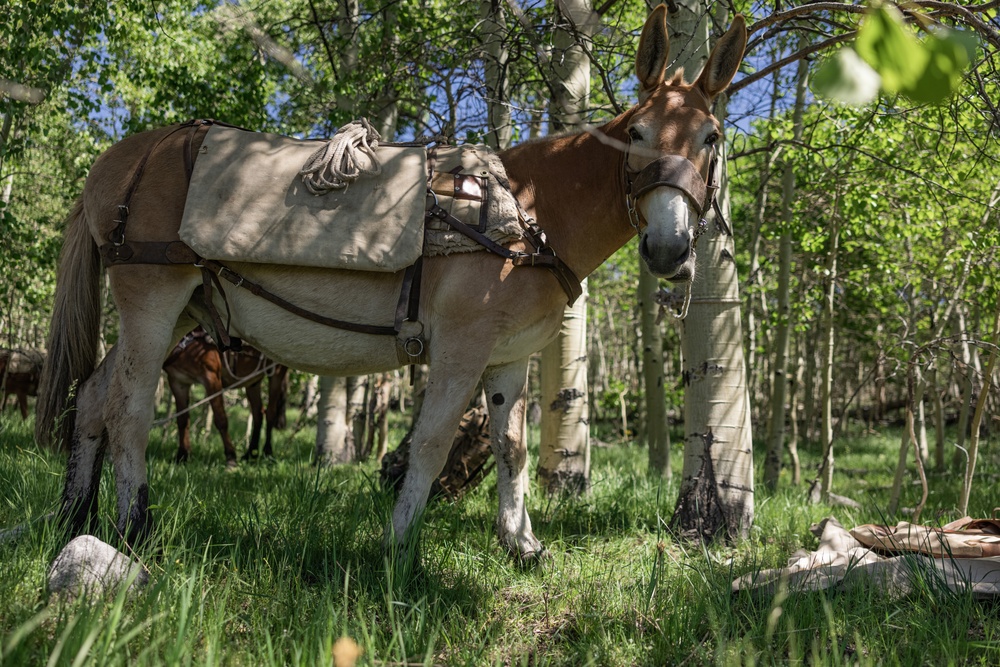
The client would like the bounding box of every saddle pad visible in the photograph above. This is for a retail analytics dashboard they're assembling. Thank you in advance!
[180,125,427,272]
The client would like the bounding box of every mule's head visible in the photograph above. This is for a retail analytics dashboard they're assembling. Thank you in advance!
[625,6,746,281]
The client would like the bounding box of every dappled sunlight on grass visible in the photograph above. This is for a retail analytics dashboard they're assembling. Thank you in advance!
[2,407,1000,665]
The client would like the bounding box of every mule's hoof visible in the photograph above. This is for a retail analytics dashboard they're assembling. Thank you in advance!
[224,459,239,471]
[514,544,551,568]
[500,532,550,568]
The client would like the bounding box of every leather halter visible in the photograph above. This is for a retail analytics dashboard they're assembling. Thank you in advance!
[623,140,721,243]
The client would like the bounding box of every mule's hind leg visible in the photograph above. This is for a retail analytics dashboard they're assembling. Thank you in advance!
[104,270,199,543]
[16,390,29,420]
[204,379,238,469]
[482,358,544,561]
[61,350,116,536]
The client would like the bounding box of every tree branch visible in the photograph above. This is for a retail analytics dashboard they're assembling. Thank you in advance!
[729,32,854,96]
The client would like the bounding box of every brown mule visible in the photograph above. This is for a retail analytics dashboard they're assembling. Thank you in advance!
[36,6,747,560]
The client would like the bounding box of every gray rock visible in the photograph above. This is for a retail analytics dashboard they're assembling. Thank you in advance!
[47,535,150,599]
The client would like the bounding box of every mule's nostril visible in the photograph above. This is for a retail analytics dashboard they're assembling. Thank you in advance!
[676,243,691,265]
[640,234,651,258]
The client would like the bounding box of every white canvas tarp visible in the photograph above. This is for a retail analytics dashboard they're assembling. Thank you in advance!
[180,125,427,272]
[733,517,1000,599]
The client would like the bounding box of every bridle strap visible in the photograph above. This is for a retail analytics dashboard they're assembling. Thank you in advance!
[629,155,707,215]
[623,142,721,236]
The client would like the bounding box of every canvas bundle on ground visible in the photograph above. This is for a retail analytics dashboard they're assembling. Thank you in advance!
[732,517,1000,599]
[179,123,524,272]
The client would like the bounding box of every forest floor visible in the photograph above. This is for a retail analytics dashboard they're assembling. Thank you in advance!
[1,401,999,666]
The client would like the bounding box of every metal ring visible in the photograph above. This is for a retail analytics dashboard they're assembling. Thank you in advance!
[403,336,424,358]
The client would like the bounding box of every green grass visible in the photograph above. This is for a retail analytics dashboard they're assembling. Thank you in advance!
[2,404,1000,666]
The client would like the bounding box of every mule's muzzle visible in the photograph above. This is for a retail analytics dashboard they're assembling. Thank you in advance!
[639,230,695,281]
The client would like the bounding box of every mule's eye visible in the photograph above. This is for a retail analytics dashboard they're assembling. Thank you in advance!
[627,127,643,142]
[705,132,720,146]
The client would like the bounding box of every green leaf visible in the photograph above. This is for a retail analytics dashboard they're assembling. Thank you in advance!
[855,4,927,94]
[901,28,979,104]
[811,47,881,105]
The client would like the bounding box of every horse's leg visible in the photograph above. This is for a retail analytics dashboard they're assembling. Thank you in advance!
[482,358,544,561]
[60,350,115,536]
[242,381,264,461]
[17,390,29,420]
[389,359,485,553]
[204,378,238,469]
[169,378,193,462]
[260,366,288,458]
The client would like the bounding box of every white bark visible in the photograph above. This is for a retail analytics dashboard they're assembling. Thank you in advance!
[537,0,598,494]
[763,43,808,490]
[315,375,351,465]
[670,2,754,541]
[815,213,841,503]
[480,0,512,149]
[639,264,670,478]
[539,280,591,493]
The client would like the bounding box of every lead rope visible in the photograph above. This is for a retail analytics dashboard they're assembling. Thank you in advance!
[298,118,382,195]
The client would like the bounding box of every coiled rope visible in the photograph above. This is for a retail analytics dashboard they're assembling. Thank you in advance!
[298,118,382,195]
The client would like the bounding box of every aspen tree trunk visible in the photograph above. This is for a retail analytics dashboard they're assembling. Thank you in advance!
[539,281,591,493]
[372,4,400,138]
[745,68,781,417]
[639,265,670,478]
[368,372,392,463]
[670,1,754,541]
[301,374,319,419]
[802,319,817,446]
[813,211,841,503]
[537,0,598,494]
[346,375,368,459]
[763,46,808,490]
[953,308,976,469]
[931,366,946,471]
[888,365,927,515]
[315,376,352,465]
[959,298,1000,516]
[787,339,802,485]
[480,0,512,149]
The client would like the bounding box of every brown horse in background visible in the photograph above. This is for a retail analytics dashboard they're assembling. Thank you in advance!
[35,7,747,560]
[0,348,44,420]
[162,328,288,468]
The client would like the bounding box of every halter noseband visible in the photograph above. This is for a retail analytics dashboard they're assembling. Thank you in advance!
[623,141,721,245]
[623,140,723,320]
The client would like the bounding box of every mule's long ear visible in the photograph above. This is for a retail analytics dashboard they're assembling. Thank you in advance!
[636,4,670,100]
[694,14,747,100]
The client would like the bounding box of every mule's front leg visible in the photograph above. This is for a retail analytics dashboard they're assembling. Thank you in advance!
[482,359,545,562]
[388,364,482,556]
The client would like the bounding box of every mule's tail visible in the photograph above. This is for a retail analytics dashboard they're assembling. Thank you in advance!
[35,199,102,451]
